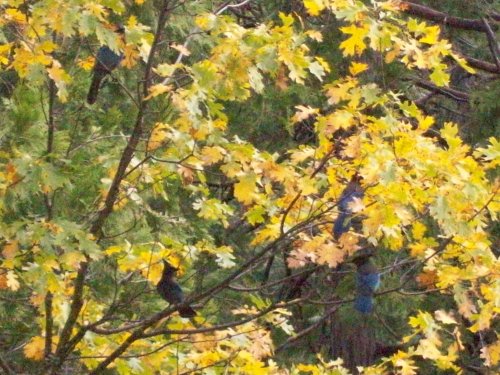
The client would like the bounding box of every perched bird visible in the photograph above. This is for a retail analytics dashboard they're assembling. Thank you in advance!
[86,24,125,104]
[156,260,196,318]
[352,255,380,314]
[333,175,364,240]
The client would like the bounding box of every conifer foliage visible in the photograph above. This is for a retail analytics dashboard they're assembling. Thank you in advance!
[0,1,498,373]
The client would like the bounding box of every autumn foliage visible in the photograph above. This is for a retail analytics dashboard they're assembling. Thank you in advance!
[0,0,498,374]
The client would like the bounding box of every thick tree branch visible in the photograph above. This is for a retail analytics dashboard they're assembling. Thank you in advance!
[89,297,305,374]
[464,55,500,74]
[481,17,500,71]
[50,4,174,371]
[43,43,57,363]
[52,262,88,369]
[415,80,470,102]
[90,2,171,235]
[44,293,53,359]
[400,1,497,32]
[140,297,305,338]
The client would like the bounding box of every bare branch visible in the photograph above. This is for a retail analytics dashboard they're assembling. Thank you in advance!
[44,293,53,359]
[415,80,470,102]
[400,1,497,32]
[464,55,500,74]
[481,17,500,71]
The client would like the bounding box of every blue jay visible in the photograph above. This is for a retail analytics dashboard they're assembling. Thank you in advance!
[87,24,125,104]
[333,175,364,240]
[352,255,380,314]
[156,260,196,318]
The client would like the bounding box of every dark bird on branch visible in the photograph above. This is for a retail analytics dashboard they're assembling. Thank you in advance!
[87,24,125,105]
[352,254,380,314]
[333,175,364,240]
[156,260,196,318]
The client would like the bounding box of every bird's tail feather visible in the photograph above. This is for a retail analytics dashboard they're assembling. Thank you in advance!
[87,71,105,104]
[333,212,350,240]
[179,305,196,318]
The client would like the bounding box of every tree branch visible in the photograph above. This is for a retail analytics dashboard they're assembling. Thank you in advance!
[90,1,171,236]
[415,80,470,102]
[50,3,175,371]
[44,292,53,359]
[88,217,313,371]
[51,261,88,371]
[464,55,500,74]
[481,17,500,71]
[400,1,497,32]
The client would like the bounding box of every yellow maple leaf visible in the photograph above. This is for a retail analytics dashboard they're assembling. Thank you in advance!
[391,350,419,375]
[5,8,27,24]
[429,65,450,87]
[342,135,361,158]
[306,30,323,42]
[416,270,437,289]
[349,61,368,76]
[147,122,170,150]
[297,363,321,375]
[338,233,360,255]
[481,340,500,366]
[303,0,327,16]
[122,44,139,69]
[297,176,318,196]
[195,14,217,31]
[292,105,319,123]
[316,242,344,267]
[177,165,194,185]
[419,25,440,45]
[24,336,45,361]
[0,43,12,65]
[0,274,7,289]
[234,174,258,205]
[340,24,370,56]
[412,222,426,240]
[2,240,18,259]
[410,242,427,257]
[77,56,95,71]
[60,251,86,270]
[252,222,281,245]
[418,115,435,131]
[171,42,190,56]
[329,110,355,131]
[290,146,316,164]
[6,270,20,291]
[200,146,226,165]
[47,61,71,102]
[144,84,172,100]
[450,52,476,74]
[434,310,457,325]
